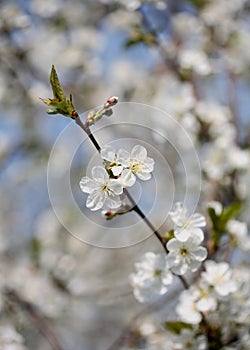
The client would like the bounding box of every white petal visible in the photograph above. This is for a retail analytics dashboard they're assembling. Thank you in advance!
[161,270,173,285]
[104,195,121,209]
[111,165,123,176]
[174,228,192,242]
[109,179,123,195]
[86,191,106,211]
[190,213,206,227]
[193,246,207,261]
[167,238,181,251]
[92,166,108,182]
[139,159,154,173]
[188,259,202,272]
[170,260,188,275]
[120,169,136,187]
[131,145,147,161]
[137,170,151,181]
[101,145,116,162]
[117,149,130,166]
[79,177,98,194]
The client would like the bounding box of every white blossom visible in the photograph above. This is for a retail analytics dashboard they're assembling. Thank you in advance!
[202,260,237,297]
[227,219,250,251]
[172,329,208,350]
[100,145,124,176]
[118,145,154,187]
[190,283,217,313]
[0,325,27,350]
[176,289,203,324]
[178,49,212,76]
[170,202,206,242]
[167,237,207,275]
[129,252,173,303]
[79,166,123,211]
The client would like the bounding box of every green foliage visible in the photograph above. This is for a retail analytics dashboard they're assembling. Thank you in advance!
[164,321,193,334]
[40,65,78,119]
[208,202,241,243]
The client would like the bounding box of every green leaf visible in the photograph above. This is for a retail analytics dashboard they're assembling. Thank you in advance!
[208,202,242,244]
[40,65,78,119]
[163,321,193,334]
[50,64,66,101]
[220,202,241,225]
[46,108,59,115]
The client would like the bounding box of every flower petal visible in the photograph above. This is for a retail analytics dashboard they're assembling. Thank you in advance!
[111,165,123,176]
[109,179,123,195]
[137,170,151,181]
[131,145,147,161]
[193,246,207,261]
[86,191,106,211]
[101,145,116,162]
[190,213,206,227]
[120,169,136,187]
[117,149,130,167]
[79,177,98,194]
[166,238,181,251]
[92,166,108,182]
[104,195,121,209]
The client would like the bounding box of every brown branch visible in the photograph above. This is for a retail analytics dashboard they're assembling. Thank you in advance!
[4,288,65,350]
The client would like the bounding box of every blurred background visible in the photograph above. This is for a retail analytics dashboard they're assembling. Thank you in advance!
[0,0,250,349]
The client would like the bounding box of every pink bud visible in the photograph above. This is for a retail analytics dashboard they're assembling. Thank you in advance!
[105,96,119,108]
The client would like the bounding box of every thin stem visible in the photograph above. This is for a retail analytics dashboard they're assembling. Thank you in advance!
[4,289,65,350]
[124,188,168,254]
[228,70,240,146]
[74,115,189,289]
[74,115,166,252]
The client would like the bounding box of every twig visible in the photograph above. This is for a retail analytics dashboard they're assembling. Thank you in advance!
[4,288,65,350]
[74,115,167,253]
[74,115,189,291]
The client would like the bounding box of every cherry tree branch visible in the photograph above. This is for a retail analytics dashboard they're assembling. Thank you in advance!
[4,288,65,350]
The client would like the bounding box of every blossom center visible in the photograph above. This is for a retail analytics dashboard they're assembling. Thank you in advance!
[130,161,141,173]
[154,269,162,277]
[180,248,188,256]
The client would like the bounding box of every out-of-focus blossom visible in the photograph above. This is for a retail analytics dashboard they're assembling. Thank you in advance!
[129,252,173,303]
[176,289,202,324]
[172,329,208,350]
[170,202,206,242]
[202,260,237,297]
[0,325,28,350]
[178,49,212,76]
[227,219,250,251]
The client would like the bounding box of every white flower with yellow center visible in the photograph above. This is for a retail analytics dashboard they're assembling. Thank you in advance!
[129,252,173,303]
[118,145,154,187]
[170,202,206,242]
[100,145,124,176]
[201,260,237,297]
[166,236,207,275]
[79,166,123,211]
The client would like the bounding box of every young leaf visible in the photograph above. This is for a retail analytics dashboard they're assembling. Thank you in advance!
[50,64,66,101]
[40,65,78,119]
[163,321,193,334]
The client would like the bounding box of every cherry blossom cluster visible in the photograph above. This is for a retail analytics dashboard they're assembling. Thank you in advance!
[79,144,154,211]
[130,202,207,303]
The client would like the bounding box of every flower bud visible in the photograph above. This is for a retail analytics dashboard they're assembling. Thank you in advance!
[105,96,119,108]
